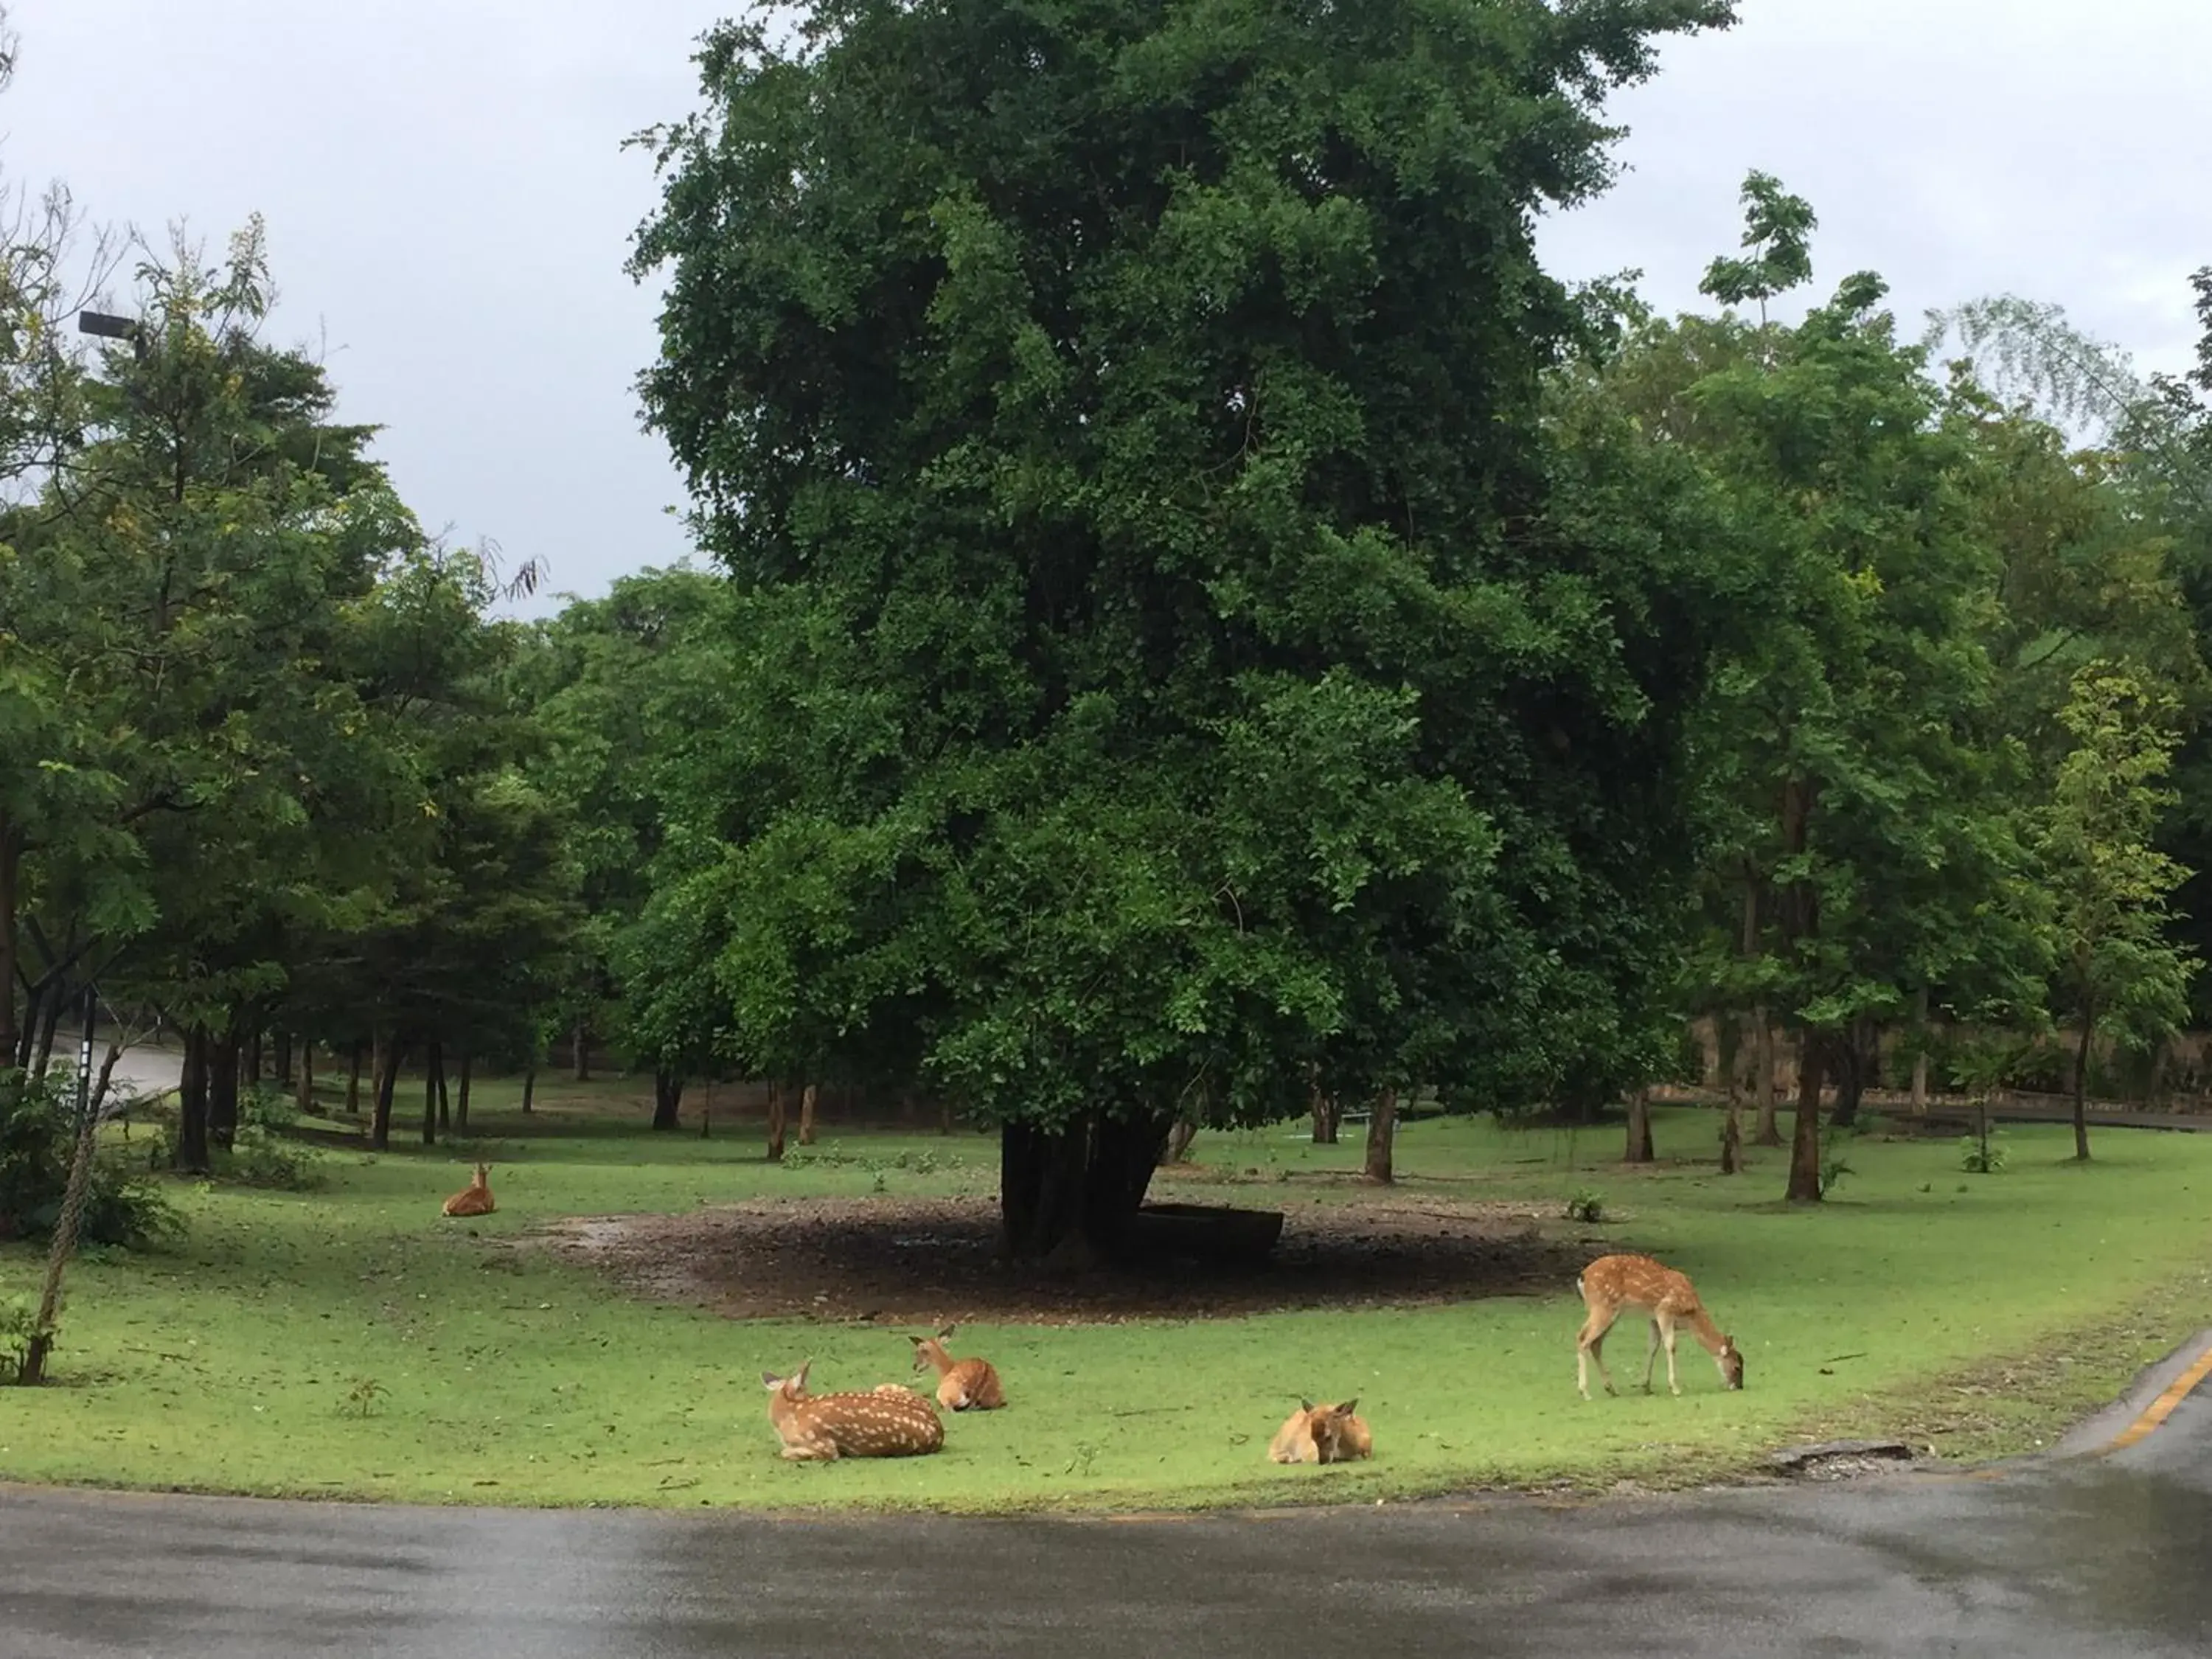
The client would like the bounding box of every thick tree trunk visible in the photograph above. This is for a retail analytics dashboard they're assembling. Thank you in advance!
[1719,1099,1743,1175]
[798,1080,818,1146]
[652,1068,684,1133]
[345,1040,363,1115]
[456,1051,473,1133]
[1750,1007,1780,1145]
[1310,1071,1339,1145]
[521,1066,536,1114]
[209,1025,242,1151]
[1363,1088,1399,1184]
[2073,1010,2095,1162]
[434,1043,450,1133]
[175,1023,212,1174]
[275,1031,293,1089]
[371,1040,403,1151]
[765,1079,787,1162]
[998,1113,1169,1267]
[296,1043,315,1114]
[571,1020,589,1082]
[1161,1118,1199,1165]
[1787,1030,1827,1203]
[1624,1088,1655,1164]
[422,1040,441,1147]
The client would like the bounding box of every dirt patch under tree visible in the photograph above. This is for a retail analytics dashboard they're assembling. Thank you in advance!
[527,1192,1604,1325]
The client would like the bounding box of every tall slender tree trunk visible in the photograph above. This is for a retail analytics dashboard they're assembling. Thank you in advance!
[1787,1030,1826,1203]
[938,1093,952,1135]
[275,1031,294,1088]
[175,1023,212,1173]
[456,1051,473,1133]
[29,988,62,1085]
[798,1081,818,1147]
[295,1043,315,1113]
[246,1026,263,1088]
[1624,1088,1655,1164]
[434,1042,450,1133]
[652,1068,684,1133]
[571,1020,589,1082]
[345,1040,364,1116]
[765,1079,787,1162]
[2073,1008,2096,1162]
[422,1040,441,1146]
[372,1040,403,1151]
[1363,1088,1399,1184]
[209,1025,242,1151]
[1750,1009,1780,1145]
[1910,987,1930,1113]
[1830,1018,1873,1131]
[521,1067,536,1114]
[0,820,18,1067]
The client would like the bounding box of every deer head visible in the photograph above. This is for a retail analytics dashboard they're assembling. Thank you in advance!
[1719,1338,1745,1390]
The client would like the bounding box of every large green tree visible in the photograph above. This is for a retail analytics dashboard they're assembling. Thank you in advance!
[630,0,1739,1261]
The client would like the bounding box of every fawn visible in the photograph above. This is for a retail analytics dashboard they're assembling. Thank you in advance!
[762,1362,945,1460]
[1575,1253,1743,1399]
[440,1163,495,1218]
[1267,1399,1373,1465]
[909,1326,1006,1411]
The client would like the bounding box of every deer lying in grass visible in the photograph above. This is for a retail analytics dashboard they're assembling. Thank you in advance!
[1267,1399,1372,1465]
[909,1326,1006,1411]
[1575,1253,1743,1399]
[440,1163,495,1218]
[762,1363,945,1460]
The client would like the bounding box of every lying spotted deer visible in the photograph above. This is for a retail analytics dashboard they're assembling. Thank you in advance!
[909,1326,1006,1411]
[1267,1399,1373,1465]
[440,1163,495,1218]
[762,1363,945,1460]
[1575,1253,1744,1399]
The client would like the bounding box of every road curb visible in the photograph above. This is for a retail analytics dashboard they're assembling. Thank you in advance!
[2051,1326,2212,1459]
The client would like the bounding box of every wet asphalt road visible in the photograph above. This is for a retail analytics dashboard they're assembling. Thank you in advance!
[5,1367,2212,1659]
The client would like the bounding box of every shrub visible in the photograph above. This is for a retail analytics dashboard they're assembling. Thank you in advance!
[0,1293,37,1382]
[0,1075,177,1248]
[1562,1188,1607,1224]
[220,1124,324,1191]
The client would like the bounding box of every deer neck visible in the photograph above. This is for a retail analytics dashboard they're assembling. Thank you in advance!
[917,1341,954,1377]
[1680,1310,1729,1356]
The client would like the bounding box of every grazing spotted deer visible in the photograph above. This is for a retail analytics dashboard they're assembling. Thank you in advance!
[909,1326,1006,1411]
[1267,1399,1373,1465]
[1575,1253,1744,1399]
[440,1163,495,1218]
[762,1363,945,1460]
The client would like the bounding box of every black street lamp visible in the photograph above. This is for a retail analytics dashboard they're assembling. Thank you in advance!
[76,309,149,360]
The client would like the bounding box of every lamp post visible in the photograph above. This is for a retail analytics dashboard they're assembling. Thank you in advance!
[76,309,148,361]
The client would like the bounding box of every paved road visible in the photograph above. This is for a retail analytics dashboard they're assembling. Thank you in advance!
[5,1348,2212,1658]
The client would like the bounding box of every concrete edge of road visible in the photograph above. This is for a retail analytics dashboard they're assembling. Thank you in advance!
[2047,1326,2212,1460]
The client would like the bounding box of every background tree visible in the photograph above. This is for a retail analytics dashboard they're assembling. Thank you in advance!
[2039,664,2197,1158]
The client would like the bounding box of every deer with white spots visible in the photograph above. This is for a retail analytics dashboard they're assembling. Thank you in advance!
[908,1326,1006,1411]
[761,1363,945,1460]
[1575,1253,1744,1400]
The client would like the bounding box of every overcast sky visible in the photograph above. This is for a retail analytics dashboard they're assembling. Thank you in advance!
[10,1,2208,613]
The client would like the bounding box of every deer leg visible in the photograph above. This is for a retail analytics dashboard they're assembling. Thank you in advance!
[1640,1318,1662,1393]
[1657,1311,1683,1396]
[1577,1311,1619,1399]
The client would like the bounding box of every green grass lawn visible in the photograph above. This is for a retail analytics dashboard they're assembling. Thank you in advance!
[4,1079,2212,1513]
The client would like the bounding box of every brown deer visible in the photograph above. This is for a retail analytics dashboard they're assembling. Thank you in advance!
[440,1163,495,1218]
[1267,1399,1373,1465]
[1575,1253,1744,1399]
[908,1326,1006,1411]
[762,1363,945,1460]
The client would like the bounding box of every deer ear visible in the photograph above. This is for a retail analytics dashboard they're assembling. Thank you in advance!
[938,1324,955,1339]
[908,1335,925,1346]
[1338,1399,1358,1416]
[1300,1398,1314,1413]
[793,1360,811,1391]
[760,1371,782,1391]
